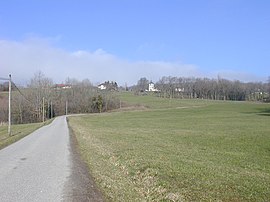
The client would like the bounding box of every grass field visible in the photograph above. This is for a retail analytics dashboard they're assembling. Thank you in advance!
[0,120,53,150]
[68,92,270,201]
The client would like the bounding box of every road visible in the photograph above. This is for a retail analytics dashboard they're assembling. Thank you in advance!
[0,116,103,202]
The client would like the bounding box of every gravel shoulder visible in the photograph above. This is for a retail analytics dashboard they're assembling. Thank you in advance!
[64,117,104,201]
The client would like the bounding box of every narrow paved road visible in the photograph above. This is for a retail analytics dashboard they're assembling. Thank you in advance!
[0,116,103,202]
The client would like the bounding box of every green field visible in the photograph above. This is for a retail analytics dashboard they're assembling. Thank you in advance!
[68,93,270,201]
[0,120,53,150]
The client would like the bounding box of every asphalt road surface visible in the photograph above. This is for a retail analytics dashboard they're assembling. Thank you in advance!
[0,116,103,202]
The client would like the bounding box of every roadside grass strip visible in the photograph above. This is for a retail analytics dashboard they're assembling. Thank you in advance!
[0,119,53,150]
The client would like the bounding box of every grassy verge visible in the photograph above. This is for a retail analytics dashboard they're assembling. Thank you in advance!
[68,93,270,201]
[0,119,54,150]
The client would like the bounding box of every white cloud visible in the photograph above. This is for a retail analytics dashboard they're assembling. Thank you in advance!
[1,37,266,86]
[0,37,201,85]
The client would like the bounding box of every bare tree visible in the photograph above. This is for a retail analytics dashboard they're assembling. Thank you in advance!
[153,75,268,102]
[27,71,53,122]
[136,77,149,93]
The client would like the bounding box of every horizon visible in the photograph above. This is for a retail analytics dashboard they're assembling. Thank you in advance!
[0,74,269,89]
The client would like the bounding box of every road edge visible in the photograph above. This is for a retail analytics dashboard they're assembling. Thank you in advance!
[63,117,104,202]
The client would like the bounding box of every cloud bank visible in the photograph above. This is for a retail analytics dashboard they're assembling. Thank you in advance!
[0,37,200,85]
[0,37,266,86]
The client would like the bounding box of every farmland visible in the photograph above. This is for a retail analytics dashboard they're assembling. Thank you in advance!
[68,93,270,201]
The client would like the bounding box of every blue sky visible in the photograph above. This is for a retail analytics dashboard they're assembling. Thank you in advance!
[1,0,270,85]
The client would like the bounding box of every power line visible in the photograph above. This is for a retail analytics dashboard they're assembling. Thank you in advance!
[1,75,52,133]
[10,80,55,122]
[11,81,34,105]
[11,82,45,117]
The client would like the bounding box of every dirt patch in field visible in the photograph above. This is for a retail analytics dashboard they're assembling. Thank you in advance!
[110,105,149,112]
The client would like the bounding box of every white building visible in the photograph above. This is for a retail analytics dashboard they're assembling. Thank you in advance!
[175,87,184,92]
[98,81,118,91]
[54,84,72,89]
[148,82,158,92]
[98,83,107,90]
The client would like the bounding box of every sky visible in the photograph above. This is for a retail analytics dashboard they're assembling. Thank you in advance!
[0,0,270,86]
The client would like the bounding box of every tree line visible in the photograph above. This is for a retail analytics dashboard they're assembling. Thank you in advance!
[1,73,269,124]
[135,76,270,102]
[0,72,120,124]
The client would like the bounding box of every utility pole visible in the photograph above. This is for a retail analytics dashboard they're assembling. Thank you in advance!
[51,101,53,118]
[65,100,68,115]
[42,97,45,122]
[8,74,11,136]
[47,100,49,119]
